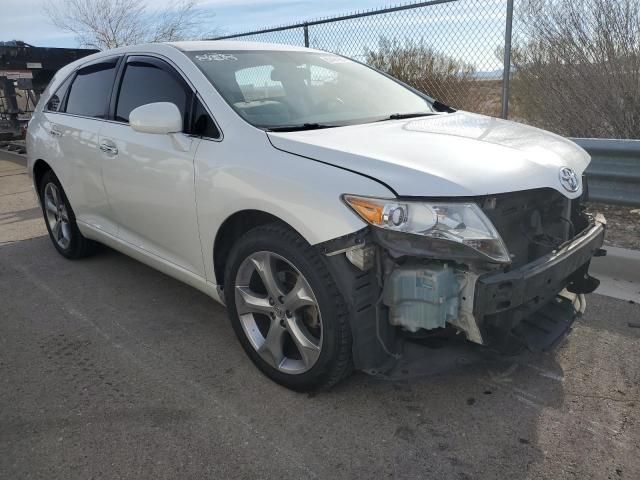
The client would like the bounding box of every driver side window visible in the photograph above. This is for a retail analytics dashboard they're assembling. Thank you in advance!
[115,58,190,130]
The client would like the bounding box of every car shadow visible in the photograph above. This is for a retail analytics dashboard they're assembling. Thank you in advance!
[0,207,43,225]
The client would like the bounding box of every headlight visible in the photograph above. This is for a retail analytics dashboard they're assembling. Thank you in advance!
[343,195,510,263]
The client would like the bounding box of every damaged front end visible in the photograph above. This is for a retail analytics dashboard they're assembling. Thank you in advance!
[321,188,606,373]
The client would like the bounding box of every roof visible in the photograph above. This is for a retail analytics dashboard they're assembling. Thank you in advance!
[168,40,321,53]
[42,40,330,89]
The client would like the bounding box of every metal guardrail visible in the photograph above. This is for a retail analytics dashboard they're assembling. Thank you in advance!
[572,138,640,207]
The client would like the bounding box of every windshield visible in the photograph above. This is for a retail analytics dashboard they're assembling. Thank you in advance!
[185,50,434,129]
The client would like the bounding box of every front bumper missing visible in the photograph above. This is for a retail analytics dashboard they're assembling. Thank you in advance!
[506,290,585,352]
[321,214,605,371]
[474,215,605,351]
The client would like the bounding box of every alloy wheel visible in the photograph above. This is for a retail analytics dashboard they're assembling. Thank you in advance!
[43,182,71,250]
[234,251,323,374]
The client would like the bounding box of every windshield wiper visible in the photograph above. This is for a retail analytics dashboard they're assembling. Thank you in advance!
[432,101,456,113]
[381,112,436,121]
[266,123,337,132]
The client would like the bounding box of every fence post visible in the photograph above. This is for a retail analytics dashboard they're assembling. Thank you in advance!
[303,23,309,47]
[501,0,514,119]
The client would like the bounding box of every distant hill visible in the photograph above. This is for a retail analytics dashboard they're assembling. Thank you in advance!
[473,69,504,80]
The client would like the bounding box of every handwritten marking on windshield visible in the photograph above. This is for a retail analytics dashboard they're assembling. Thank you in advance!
[195,53,238,62]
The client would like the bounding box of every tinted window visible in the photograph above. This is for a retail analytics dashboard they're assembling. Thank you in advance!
[115,60,189,128]
[45,74,73,112]
[65,59,118,118]
[192,98,220,138]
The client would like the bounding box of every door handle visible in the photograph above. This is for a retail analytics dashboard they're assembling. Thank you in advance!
[99,141,118,155]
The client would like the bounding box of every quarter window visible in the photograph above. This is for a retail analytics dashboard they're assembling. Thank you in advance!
[65,59,118,118]
[45,74,73,112]
[115,59,189,129]
[192,98,220,139]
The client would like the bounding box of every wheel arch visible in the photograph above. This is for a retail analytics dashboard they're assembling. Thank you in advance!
[32,159,53,195]
[213,209,305,287]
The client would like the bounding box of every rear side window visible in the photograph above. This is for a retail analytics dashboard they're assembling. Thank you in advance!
[65,59,118,118]
[45,74,73,112]
[115,59,189,129]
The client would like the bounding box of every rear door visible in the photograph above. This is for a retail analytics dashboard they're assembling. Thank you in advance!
[42,57,121,235]
[98,55,205,276]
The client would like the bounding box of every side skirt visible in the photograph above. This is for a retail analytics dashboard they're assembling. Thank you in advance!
[77,221,224,304]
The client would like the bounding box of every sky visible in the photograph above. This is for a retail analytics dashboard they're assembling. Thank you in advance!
[0,0,393,48]
[0,0,508,71]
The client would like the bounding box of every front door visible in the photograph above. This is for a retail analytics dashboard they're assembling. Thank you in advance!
[99,55,205,276]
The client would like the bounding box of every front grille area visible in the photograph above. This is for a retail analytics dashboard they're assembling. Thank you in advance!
[479,188,583,268]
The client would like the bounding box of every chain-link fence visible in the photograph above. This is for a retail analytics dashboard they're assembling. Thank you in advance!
[213,0,639,139]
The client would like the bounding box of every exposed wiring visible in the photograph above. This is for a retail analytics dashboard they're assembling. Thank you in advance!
[374,251,402,360]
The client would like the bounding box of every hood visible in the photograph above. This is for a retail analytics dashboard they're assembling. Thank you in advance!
[267,111,589,198]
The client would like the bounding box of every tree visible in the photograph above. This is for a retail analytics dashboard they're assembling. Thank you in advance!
[365,37,486,113]
[43,0,215,50]
[511,0,640,138]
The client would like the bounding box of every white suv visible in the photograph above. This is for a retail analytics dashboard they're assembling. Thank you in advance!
[27,41,605,391]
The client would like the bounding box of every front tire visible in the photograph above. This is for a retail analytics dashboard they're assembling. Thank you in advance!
[224,223,353,391]
[39,170,95,259]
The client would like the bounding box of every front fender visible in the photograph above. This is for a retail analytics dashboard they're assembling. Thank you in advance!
[194,131,394,285]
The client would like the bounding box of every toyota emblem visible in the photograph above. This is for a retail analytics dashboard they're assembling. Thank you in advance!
[559,167,580,193]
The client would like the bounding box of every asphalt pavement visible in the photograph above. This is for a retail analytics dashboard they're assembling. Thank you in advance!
[1,150,639,479]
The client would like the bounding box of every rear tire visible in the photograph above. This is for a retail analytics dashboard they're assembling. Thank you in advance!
[224,223,353,391]
[39,170,96,259]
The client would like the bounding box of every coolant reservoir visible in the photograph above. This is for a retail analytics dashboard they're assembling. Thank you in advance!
[383,263,459,332]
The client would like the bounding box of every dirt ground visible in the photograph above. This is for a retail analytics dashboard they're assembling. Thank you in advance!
[587,202,640,250]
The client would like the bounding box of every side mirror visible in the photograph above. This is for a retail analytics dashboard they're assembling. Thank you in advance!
[129,102,182,135]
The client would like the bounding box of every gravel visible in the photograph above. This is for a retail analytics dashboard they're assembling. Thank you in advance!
[587,203,640,250]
